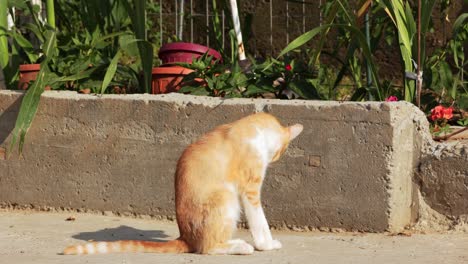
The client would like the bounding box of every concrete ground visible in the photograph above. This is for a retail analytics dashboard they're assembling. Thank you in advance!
[1,210,467,264]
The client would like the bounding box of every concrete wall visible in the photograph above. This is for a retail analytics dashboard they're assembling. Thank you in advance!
[0,90,441,232]
[416,142,468,217]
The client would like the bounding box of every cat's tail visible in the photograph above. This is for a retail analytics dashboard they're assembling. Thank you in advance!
[62,239,190,255]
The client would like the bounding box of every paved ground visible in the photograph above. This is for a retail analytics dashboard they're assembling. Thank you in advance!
[1,210,467,264]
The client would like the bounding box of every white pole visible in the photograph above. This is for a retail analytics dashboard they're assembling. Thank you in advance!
[178,0,184,40]
[7,7,14,30]
[229,0,246,61]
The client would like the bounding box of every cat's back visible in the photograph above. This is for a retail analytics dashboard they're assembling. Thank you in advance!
[185,112,282,154]
[176,112,281,170]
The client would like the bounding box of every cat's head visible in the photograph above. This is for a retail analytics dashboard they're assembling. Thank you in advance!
[271,123,303,162]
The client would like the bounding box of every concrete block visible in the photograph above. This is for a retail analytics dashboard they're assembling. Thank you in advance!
[416,142,468,217]
[0,91,422,232]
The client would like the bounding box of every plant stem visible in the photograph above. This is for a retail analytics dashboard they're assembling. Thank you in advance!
[433,126,468,141]
[365,3,372,90]
[0,0,8,68]
[46,0,55,29]
[416,0,422,107]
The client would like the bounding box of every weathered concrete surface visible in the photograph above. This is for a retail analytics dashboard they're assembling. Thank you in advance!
[1,210,468,264]
[416,141,468,217]
[0,91,423,232]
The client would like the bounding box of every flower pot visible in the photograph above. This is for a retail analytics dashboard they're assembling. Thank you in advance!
[158,42,222,65]
[151,65,195,94]
[18,64,40,90]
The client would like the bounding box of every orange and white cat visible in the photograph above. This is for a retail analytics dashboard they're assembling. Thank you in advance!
[63,112,303,255]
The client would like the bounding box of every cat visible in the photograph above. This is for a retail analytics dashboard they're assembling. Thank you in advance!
[63,112,303,255]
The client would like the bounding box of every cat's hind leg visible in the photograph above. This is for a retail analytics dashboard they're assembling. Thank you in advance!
[208,239,254,255]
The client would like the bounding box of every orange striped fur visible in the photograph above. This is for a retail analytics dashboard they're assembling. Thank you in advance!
[63,112,303,255]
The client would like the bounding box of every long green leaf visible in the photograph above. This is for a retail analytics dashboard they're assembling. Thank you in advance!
[278,24,382,100]
[8,30,57,157]
[137,40,153,93]
[418,0,436,94]
[310,0,339,66]
[377,0,417,102]
[100,51,121,94]
[126,0,152,93]
[11,31,39,63]
[42,29,57,58]
[91,31,130,49]
[0,0,8,69]
[22,23,45,43]
[278,25,329,58]
[452,13,468,37]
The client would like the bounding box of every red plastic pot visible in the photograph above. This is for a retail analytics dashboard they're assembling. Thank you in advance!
[152,65,195,94]
[158,42,222,65]
[18,64,40,90]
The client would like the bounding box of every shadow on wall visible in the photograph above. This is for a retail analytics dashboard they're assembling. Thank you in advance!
[71,225,170,242]
[0,96,22,146]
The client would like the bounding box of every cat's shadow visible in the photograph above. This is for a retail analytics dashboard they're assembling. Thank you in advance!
[72,225,170,242]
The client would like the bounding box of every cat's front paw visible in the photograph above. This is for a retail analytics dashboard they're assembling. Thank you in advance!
[254,239,282,251]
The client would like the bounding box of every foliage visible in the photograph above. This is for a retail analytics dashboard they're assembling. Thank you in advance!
[423,13,468,112]
[178,50,322,100]
[8,29,56,156]
[278,0,383,101]
[0,0,47,87]
[49,0,153,94]
[6,0,155,156]
[376,0,436,103]
[458,118,468,127]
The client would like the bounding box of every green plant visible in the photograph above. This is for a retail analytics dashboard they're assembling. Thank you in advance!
[458,118,468,127]
[0,0,49,87]
[376,0,436,104]
[278,0,383,101]
[251,56,321,99]
[429,105,453,136]
[177,53,249,97]
[0,0,8,69]
[423,13,468,112]
[42,29,143,93]
[178,51,322,100]
[430,104,468,141]
[7,0,156,157]
[8,29,56,156]
[51,0,153,94]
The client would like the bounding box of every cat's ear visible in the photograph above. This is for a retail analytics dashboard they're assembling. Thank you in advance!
[288,124,303,140]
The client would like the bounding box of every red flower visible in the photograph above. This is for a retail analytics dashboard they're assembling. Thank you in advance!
[385,96,398,102]
[430,105,453,121]
[285,64,292,71]
[442,107,453,120]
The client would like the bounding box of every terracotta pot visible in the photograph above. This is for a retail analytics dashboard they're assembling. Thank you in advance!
[18,64,40,90]
[158,42,222,65]
[151,65,195,94]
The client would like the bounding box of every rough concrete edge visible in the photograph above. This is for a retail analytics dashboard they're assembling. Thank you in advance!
[411,190,468,233]
[406,104,468,233]
[0,90,397,110]
[386,102,421,232]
